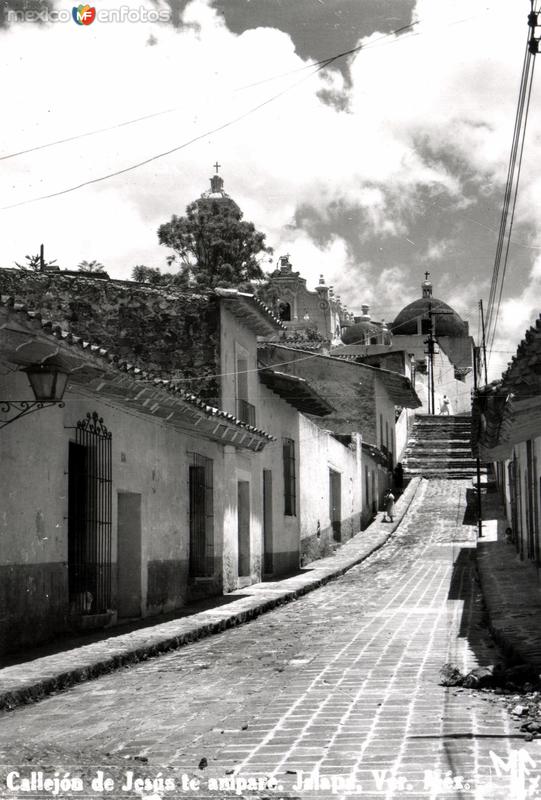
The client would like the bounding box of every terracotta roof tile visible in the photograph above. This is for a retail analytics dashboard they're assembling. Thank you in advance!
[0,299,274,442]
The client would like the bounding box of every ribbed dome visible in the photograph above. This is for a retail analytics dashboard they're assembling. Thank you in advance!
[341,320,382,344]
[391,297,468,337]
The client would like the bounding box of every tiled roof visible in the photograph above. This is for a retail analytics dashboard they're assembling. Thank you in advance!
[0,302,274,447]
[214,288,285,335]
[472,315,541,455]
[258,368,334,416]
[263,343,421,409]
[500,314,541,395]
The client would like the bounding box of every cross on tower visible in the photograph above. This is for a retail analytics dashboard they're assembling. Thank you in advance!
[424,271,430,281]
[213,161,221,174]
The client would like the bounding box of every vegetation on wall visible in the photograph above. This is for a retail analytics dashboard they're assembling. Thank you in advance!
[0,270,222,402]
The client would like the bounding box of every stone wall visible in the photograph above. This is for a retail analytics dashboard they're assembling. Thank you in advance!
[0,269,221,402]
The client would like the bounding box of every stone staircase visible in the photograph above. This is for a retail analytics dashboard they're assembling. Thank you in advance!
[402,415,483,480]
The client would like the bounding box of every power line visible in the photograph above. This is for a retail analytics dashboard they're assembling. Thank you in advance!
[485,2,539,362]
[0,107,176,163]
[0,20,418,168]
[0,11,489,211]
[0,67,322,211]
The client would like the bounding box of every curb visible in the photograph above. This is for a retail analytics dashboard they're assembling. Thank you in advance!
[476,560,530,668]
[476,527,541,671]
[0,477,422,712]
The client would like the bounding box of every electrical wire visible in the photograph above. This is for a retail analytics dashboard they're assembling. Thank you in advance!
[0,67,323,211]
[485,3,539,363]
[486,34,531,333]
[0,10,490,211]
[0,20,418,171]
[489,56,537,355]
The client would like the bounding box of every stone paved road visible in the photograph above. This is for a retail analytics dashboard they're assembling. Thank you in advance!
[1,480,539,800]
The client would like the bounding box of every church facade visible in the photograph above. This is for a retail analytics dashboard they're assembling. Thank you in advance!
[263,255,351,345]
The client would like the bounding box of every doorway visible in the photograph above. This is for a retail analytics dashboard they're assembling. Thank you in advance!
[117,492,142,619]
[238,481,251,577]
[263,470,273,575]
[329,469,342,542]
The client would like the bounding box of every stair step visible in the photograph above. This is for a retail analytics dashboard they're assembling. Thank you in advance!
[405,444,472,451]
[404,467,485,471]
[403,417,475,478]
[405,447,473,454]
[404,459,478,466]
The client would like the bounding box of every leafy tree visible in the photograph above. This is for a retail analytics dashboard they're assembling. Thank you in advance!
[78,260,106,273]
[132,265,169,285]
[15,252,57,271]
[254,278,282,314]
[158,197,272,291]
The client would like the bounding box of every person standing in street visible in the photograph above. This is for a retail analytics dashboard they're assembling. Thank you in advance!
[384,489,395,523]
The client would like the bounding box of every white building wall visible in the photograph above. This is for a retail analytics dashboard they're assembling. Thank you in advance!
[298,415,362,563]
[0,369,227,653]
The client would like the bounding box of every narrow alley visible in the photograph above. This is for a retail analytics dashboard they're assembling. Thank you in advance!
[0,480,535,799]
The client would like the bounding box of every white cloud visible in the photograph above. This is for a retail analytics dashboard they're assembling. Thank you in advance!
[0,0,539,358]
[490,257,541,379]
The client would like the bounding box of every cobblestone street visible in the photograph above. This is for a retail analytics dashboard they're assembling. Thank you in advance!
[1,480,539,799]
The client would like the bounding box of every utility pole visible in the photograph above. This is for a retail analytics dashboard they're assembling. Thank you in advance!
[472,346,483,538]
[479,299,488,386]
[423,304,454,415]
[422,301,436,415]
[426,314,436,415]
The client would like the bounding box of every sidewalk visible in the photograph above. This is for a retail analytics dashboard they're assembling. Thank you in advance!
[0,478,422,712]
[476,488,541,669]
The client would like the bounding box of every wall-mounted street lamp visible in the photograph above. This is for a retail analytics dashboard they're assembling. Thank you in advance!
[0,361,69,430]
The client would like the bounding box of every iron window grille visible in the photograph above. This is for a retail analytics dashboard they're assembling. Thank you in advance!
[188,452,214,577]
[68,412,112,615]
[283,437,297,516]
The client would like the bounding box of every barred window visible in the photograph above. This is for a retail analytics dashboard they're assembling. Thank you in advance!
[283,438,296,517]
[68,412,112,615]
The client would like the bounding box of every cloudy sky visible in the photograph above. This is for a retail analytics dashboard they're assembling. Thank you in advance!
[1,0,540,378]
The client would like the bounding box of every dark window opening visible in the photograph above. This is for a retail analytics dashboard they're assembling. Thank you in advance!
[236,356,256,425]
[189,453,214,577]
[236,357,248,401]
[237,480,251,577]
[263,470,273,575]
[278,301,292,322]
[329,468,341,542]
[68,412,112,615]
[283,438,297,516]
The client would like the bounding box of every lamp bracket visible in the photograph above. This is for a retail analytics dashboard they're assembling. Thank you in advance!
[0,400,65,430]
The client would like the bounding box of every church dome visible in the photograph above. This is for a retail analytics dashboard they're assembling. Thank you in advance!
[341,320,382,345]
[391,275,468,337]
